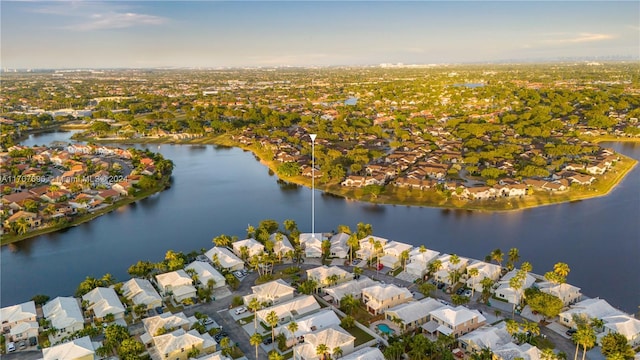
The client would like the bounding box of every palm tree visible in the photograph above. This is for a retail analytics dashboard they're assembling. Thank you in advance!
[266,310,279,344]
[553,262,570,283]
[316,343,329,360]
[419,245,427,253]
[506,319,520,338]
[340,294,359,315]
[400,249,410,271]
[507,248,520,270]
[14,217,30,234]
[576,325,596,360]
[101,273,116,286]
[353,266,363,279]
[521,261,533,273]
[491,248,504,267]
[468,267,480,297]
[428,259,442,277]
[524,320,540,342]
[332,346,343,359]
[269,350,284,360]
[509,272,525,317]
[220,337,231,356]
[213,234,232,247]
[248,297,262,330]
[250,332,263,360]
[346,234,359,264]
[287,321,299,340]
[326,274,339,287]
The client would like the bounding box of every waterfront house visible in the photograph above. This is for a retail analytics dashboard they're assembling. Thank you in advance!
[356,235,389,261]
[42,335,96,360]
[323,276,377,306]
[384,297,445,333]
[433,254,470,286]
[559,298,624,329]
[205,247,244,272]
[155,270,197,303]
[82,287,125,321]
[147,329,217,360]
[537,282,582,306]
[299,233,327,258]
[242,279,295,307]
[361,283,413,315]
[494,269,536,305]
[293,325,356,360]
[307,265,354,290]
[380,241,413,269]
[406,247,440,278]
[458,322,512,353]
[276,309,341,346]
[185,261,226,289]
[464,260,502,292]
[270,232,294,259]
[142,312,195,340]
[568,174,596,185]
[255,295,321,325]
[122,278,163,310]
[0,300,38,342]
[329,232,350,259]
[43,297,84,342]
[231,238,264,258]
[600,314,640,347]
[424,305,486,338]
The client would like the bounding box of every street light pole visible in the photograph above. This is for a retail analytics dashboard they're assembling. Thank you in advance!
[310,134,317,236]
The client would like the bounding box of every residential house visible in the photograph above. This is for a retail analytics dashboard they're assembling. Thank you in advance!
[185,261,226,289]
[0,300,38,342]
[568,174,596,185]
[205,247,244,272]
[42,336,96,360]
[293,325,355,360]
[155,270,197,303]
[356,235,389,261]
[307,265,354,290]
[82,287,125,321]
[600,314,640,347]
[277,309,341,346]
[299,233,327,258]
[458,322,512,353]
[361,284,413,315]
[242,279,295,307]
[323,277,377,306]
[43,297,84,342]
[433,254,470,286]
[141,312,196,340]
[537,282,582,306]
[492,342,542,360]
[380,241,413,269]
[424,305,486,338]
[406,247,440,278]
[329,232,350,259]
[464,260,502,292]
[339,347,385,360]
[494,269,536,305]
[3,211,41,230]
[255,295,321,325]
[232,238,264,258]
[384,298,445,333]
[270,233,294,259]
[122,278,163,310]
[467,186,495,200]
[559,298,624,329]
[149,329,217,360]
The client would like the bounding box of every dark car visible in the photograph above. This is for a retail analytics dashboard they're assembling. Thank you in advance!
[437,282,445,289]
[566,328,577,336]
[456,287,465,295]
[155,306,164,314]
[29,337,38,347]
[263,337,273,345]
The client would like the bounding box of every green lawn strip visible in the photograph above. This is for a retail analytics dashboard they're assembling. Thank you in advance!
[348,325,375,347]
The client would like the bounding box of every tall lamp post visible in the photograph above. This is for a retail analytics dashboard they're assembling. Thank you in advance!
[310,134,317,236]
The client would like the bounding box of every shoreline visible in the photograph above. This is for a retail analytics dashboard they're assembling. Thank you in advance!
[74,133,640,213]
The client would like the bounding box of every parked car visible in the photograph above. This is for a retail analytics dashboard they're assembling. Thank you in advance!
[234,306,247,315]
[29,337,38,347]
[7,342,16,352]
[18,341,27,350]
[464,289,473,297]
[155,306,164,314]
[202,317,214,325]
[263,337,273,345]
[566,328,577,336]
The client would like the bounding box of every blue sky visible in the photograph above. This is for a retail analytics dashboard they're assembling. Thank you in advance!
[1,1,638,68]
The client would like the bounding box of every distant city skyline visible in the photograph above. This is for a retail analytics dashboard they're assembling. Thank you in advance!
[1,1,638,69]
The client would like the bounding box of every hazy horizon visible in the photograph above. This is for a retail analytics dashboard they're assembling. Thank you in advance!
[2,1,639,69]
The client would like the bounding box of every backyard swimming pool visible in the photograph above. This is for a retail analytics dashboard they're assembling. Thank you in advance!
[377,323,393,334]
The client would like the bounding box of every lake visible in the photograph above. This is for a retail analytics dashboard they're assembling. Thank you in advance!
[1,131,638,313]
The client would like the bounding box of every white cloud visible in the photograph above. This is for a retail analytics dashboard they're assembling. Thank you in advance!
[542,33,615,44]
[68,12,167,31]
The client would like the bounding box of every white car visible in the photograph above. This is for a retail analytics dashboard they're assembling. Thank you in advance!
[234,306,247,315]
[7,342,16,352]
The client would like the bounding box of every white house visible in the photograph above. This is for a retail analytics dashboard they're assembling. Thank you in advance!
[537,282,582,306]
[380,241,413,269]
[384,297,445,332]
[362,284,413,315]
[340,347,385,360]
[205,247,244,272]
[465,260,503,292]
[425,305,486,338]
[82,287,126,321]
[307,265,354,290]
[232,238,265,258]
[0,300,38,342]
[185,261,226,289]
[458,322,512,353]
[323,277,377,306]
[433,254,470,286]
[141,312,196,340]
[299,233,327,258]
[601,314,640,347]
[356,235,389,261]
[122,278,163,310]
[43,297,84,342]
[494,269,536,305]
[155,270,197,303]
[493,342,542,360]
[149,329,217,360]
[293,325,356,360]
[270,233,294,258]
[277,309,341,344]
[243,279,295,306]
[42,335,96,360]
[406,247,440,278]
[558,298,624,329]
[256,295,321,325]
[329,232,350,259]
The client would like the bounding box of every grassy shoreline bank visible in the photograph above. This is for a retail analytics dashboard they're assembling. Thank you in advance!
[79,133,639,212]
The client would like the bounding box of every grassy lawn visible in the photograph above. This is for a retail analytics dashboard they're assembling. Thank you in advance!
[164,302,184,314]
[228,347,245,359]
[238,314,255,325]
[348,325,376,347]
[349,305,375,326]
[532,336,555,350]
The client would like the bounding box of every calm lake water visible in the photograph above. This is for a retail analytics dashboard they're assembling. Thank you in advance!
[1,132,638,313]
